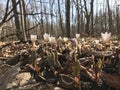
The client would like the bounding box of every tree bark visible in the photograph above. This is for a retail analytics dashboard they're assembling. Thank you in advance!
[11,0,22,40]
[66,0,70,38]
[44,6,49,33]
[90,0,94,35]
[19,0,27,41]
[76,0,80,34]
[80,0,84,34]
[84,0,94,36]
[58,0,64,36]
[116,5,120,35]
[85,15,90,35]
[40,0,44,36]
[50,0,54,35]
[107,0,113,33]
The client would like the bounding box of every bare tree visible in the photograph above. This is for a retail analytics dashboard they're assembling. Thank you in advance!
[84,0,90,35]
[0,3,3,21]
[50,0,54,35]
[0,0,19,27]
[116,5,120,35]
[84,0,94,36]
[19,0,27,41]
[80,0,84,34]
[76,0,80,34]
[1,0,120,38]
[107,0,113,33]
[90,0,94,35]
[58,0,64,36]
[11,0,23,40]
[40,0,45,36]
[44,5,49,33]
[66,0,70,38]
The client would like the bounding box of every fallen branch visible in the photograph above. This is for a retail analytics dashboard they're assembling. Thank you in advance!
[0,62,21,90]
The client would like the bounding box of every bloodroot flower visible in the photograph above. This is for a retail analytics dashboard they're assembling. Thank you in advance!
[76,34,80,39]
[63,37,68,42]
[43,33,50,42]
[49,36,57,45]
[30,34,37,46]
[101,32,111,42]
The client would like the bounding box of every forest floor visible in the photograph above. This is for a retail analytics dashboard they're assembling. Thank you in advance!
[0,37,120,90]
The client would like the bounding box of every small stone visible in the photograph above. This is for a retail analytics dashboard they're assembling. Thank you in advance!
[16,72,31,86]
[54,87,62,90]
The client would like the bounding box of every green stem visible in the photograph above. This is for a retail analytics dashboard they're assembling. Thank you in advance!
[31,48,36,66]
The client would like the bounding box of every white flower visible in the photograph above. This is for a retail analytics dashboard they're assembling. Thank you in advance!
[30,35,37,42]
[81,38,85,42]
[101,32,111,42]
[30,35,37,47]
[58,36,62,41]
[94,40,100,44]
[43,33,50,41]
[49,36,57,44]
[76,34,80,39]
[63,37,68,42]
[54,87,61,90]
[57,36,64,43]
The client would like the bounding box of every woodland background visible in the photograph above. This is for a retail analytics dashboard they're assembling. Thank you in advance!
[0,0,120,41]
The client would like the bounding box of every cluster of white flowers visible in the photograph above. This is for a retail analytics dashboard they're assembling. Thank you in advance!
[49,36,57,44]
[43,33,50,42]
[63,37,68,42]
[43,33,57,44]
[43,33,81,45]
[101,32,111,42]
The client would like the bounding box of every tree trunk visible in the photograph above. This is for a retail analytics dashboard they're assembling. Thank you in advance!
[66,0,70,38]
[19,0,27,41]
[90,0,94,35]
[85,15,90,35]
[116,5,120,35]
[80,0,84,34]
[40,0,44,36]
[11,0,22,40]
[76,0,80,34]
[50,0,54,35]
[58,0,64,36]
[107,0,113,33]
[84,0,90,35]
[44,6,49,33]
[84,0,94,36]
[104,7,107,31]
